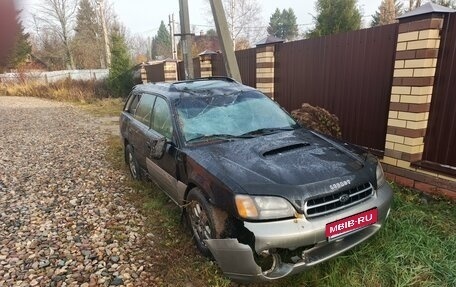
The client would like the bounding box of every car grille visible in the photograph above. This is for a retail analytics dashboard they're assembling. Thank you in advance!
[304,182,374,218]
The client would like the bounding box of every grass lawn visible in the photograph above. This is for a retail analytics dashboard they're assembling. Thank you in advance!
[104,134,456,287]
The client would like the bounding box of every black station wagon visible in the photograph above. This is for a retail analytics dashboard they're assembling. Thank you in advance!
[119,77,393,282]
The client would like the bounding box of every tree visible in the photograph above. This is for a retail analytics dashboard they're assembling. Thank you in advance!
[72,0,103,69]
[307,0,362,38]
[128,34,149,64]
[0,0,17,71]
[408,0,422,11]
[3,12,32,71]
[206,29,217,37]
[267,8,299,41]
[108,26,132,97]
[371,0,403,27]
[35,0,78,69]
[431,0,456,8]
[205,0,262,49]
[152,21,171,59]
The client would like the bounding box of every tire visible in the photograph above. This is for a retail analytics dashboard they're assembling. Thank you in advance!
[186,188,219,257]
[125,144,141,180]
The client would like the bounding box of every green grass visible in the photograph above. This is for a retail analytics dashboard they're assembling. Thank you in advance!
[75,97,124,117]
[104,136,456,287]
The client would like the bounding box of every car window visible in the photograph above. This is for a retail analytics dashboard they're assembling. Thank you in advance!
[134,94,156,126]
[126,93,141,114]
[152,97,173,139]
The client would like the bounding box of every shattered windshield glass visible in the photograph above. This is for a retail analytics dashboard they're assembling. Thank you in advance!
[175,91,297,142]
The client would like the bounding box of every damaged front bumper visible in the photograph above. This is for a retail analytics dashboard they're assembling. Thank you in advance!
[206,184,393,282]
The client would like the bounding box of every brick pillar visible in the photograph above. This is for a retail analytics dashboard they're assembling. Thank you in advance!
[256,45,276,99]
[163,60,178,82]
[383,15,444,169]
[140,64,147,84]
[199,51,216,78]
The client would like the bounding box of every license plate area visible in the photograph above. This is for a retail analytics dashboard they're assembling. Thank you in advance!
[326,208,378,241]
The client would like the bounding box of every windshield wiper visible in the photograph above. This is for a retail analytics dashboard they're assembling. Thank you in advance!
[240,127,295,137]
[186,134,252,144]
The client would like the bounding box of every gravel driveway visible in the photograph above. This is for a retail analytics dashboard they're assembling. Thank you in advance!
[0,97,154,287]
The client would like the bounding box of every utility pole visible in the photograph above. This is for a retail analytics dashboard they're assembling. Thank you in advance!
[209,0,241,82]
[178,0,194,79]
[169,14,178,60]
[97,0,111,68]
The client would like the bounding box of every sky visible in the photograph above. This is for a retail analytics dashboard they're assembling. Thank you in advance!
[18,0,401,38]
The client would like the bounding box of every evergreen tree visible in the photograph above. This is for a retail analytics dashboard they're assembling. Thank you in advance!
[108,28,132,97]
[73,0,103,68]
[371,0,403,27]
[9,15,32,69]
[307,0,362,38]
[0,10,31,72]
[267,8,299,40]
[153,21,171,59]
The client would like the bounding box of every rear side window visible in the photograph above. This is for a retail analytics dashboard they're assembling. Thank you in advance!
[134,94,156,126]
[152,97,173,139]
[128,94,141,114]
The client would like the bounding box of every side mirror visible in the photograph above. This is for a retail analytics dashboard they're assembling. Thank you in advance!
[150,136,167,159]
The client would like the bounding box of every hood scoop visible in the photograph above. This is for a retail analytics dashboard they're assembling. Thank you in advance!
[262,142,310,157]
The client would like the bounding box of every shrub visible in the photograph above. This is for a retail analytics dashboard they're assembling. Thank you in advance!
[291,103,342,138]
[0,78,111,103]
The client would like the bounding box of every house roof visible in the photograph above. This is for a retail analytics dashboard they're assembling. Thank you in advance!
[398,2,455,19]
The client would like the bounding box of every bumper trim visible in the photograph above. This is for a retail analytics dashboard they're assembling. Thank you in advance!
[207,223,382,282]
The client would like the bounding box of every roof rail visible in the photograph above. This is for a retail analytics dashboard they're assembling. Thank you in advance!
[171,76,239,86]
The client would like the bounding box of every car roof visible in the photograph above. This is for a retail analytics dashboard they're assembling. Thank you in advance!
[132,77,256,100]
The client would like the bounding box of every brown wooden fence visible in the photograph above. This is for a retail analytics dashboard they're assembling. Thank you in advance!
[177,59,201,80]
[274,24,399,152]
[145,63,165,83]
[422,13,456,170]
[236,48,257,88]
[208,50,256,86]
[212,53,227,77]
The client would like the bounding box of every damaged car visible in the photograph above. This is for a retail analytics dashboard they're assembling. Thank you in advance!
[119,77,393,282]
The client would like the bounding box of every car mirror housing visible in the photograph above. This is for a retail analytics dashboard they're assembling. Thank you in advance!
[150,136,167,159]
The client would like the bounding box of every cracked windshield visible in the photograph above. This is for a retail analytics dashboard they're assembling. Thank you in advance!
[176,90,296,142]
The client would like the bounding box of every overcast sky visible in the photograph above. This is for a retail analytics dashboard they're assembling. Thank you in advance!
[18,0,411,38]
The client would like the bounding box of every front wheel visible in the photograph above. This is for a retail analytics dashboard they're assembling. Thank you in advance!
[186,188,218,257]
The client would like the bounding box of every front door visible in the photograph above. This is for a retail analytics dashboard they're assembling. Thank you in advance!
[146,96,182,204]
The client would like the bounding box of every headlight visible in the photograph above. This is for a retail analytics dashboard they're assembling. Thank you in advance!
[376,162,386,188]
[235,195,295,220]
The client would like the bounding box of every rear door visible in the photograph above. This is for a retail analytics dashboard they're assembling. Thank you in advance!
[129,93,156,169]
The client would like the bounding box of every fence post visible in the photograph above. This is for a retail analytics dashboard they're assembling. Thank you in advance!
[199,50,216,78]
[255,45,276,99]
[383,4,453,184]
[140,63,147,83]
[163,60,178,82]
[256,37,283,100]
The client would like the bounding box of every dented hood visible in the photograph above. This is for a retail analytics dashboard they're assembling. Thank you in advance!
[184,129,377,209]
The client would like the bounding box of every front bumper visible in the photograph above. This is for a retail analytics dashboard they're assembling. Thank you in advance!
[206,183,393,282]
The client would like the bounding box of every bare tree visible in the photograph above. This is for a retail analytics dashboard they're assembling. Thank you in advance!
[205,0,262,49]
[409,0,422,11]
[127,34,149,64]
[371,0,403,26]
[34,0,78,69]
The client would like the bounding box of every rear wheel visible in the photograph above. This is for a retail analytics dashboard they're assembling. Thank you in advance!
[185,188,218,257]
[125,144,141,180]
